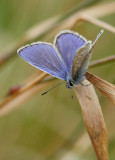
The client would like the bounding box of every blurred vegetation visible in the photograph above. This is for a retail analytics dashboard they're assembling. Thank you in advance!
[0,0,115,160]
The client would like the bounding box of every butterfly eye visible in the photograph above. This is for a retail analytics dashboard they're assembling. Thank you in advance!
[69,80,74,87]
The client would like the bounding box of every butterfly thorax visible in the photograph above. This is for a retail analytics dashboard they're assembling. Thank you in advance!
[66,71,84,89]
[66,71,86,88]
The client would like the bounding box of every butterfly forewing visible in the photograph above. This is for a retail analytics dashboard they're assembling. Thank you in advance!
[18,43,67,80]
[54,30,87,73]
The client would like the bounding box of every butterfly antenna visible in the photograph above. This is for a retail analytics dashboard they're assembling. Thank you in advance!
[87,30,104,57]
[41,81,65,95]
[92,29,104,47]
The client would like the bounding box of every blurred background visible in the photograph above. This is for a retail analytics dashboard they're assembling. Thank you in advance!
[0,0,115,159]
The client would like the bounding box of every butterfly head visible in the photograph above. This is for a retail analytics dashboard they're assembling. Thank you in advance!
[66,79,74,89]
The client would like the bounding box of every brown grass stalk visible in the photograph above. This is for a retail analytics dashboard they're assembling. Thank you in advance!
[0,1,114,67]
[74,79,109,160]
[0,82,49,117]
[49,1,115,35]
[86,72,115,105]
[89,55,115,68]
[0,72,48,111]
[81,1,115,18]
[0,16,60,67]
[80,15,115,34]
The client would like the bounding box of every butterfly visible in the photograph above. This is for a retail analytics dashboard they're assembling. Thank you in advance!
[17,30,103,89]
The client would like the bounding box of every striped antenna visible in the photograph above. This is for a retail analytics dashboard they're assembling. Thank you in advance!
[41,81,65,95]
[83,30,104,60]
[92,30,104,47]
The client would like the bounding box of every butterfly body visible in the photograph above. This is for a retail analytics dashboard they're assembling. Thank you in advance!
[17,30,103,89]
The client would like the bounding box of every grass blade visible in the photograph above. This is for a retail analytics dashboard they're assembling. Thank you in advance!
[86,72,115,105]
[74,80,109,160]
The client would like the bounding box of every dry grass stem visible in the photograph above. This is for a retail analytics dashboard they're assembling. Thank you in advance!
[0,16,60,67]
[60,133,92,160]
[0,82,49,117]
[86,72,115,105]
[74,79,109,160]
[0,72,48,110]
[89,55,115,68]
[0,1,114,67]
[50,1,115,34]
[23,16,60,42]
[81,1,115,18]
[81,15,115,34]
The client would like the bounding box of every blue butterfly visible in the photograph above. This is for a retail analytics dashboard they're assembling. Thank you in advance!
[17,30,103,89]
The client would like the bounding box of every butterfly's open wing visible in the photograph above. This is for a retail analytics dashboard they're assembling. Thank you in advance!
[17,42,67,80]
[71,30,103,82]
[54,30,87,74]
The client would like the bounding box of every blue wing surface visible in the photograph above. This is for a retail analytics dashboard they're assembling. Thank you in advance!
[17,42,67,80]
[54,30,87,74]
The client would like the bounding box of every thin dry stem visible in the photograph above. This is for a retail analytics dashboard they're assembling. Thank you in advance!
[51,1,115,33]
[60,133,92,160]
[0,16,60,67]
[86,72,115,105]
[81,15,115,34]
[0,82,49,117]
[0,1,115,67]
[89,55,115,68]
[23,16,60,42]
[81,1,115,18]
[0,72,48,109]
[74,80,109,160]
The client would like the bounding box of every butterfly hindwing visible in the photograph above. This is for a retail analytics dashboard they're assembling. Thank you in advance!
[71,42,92,82]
